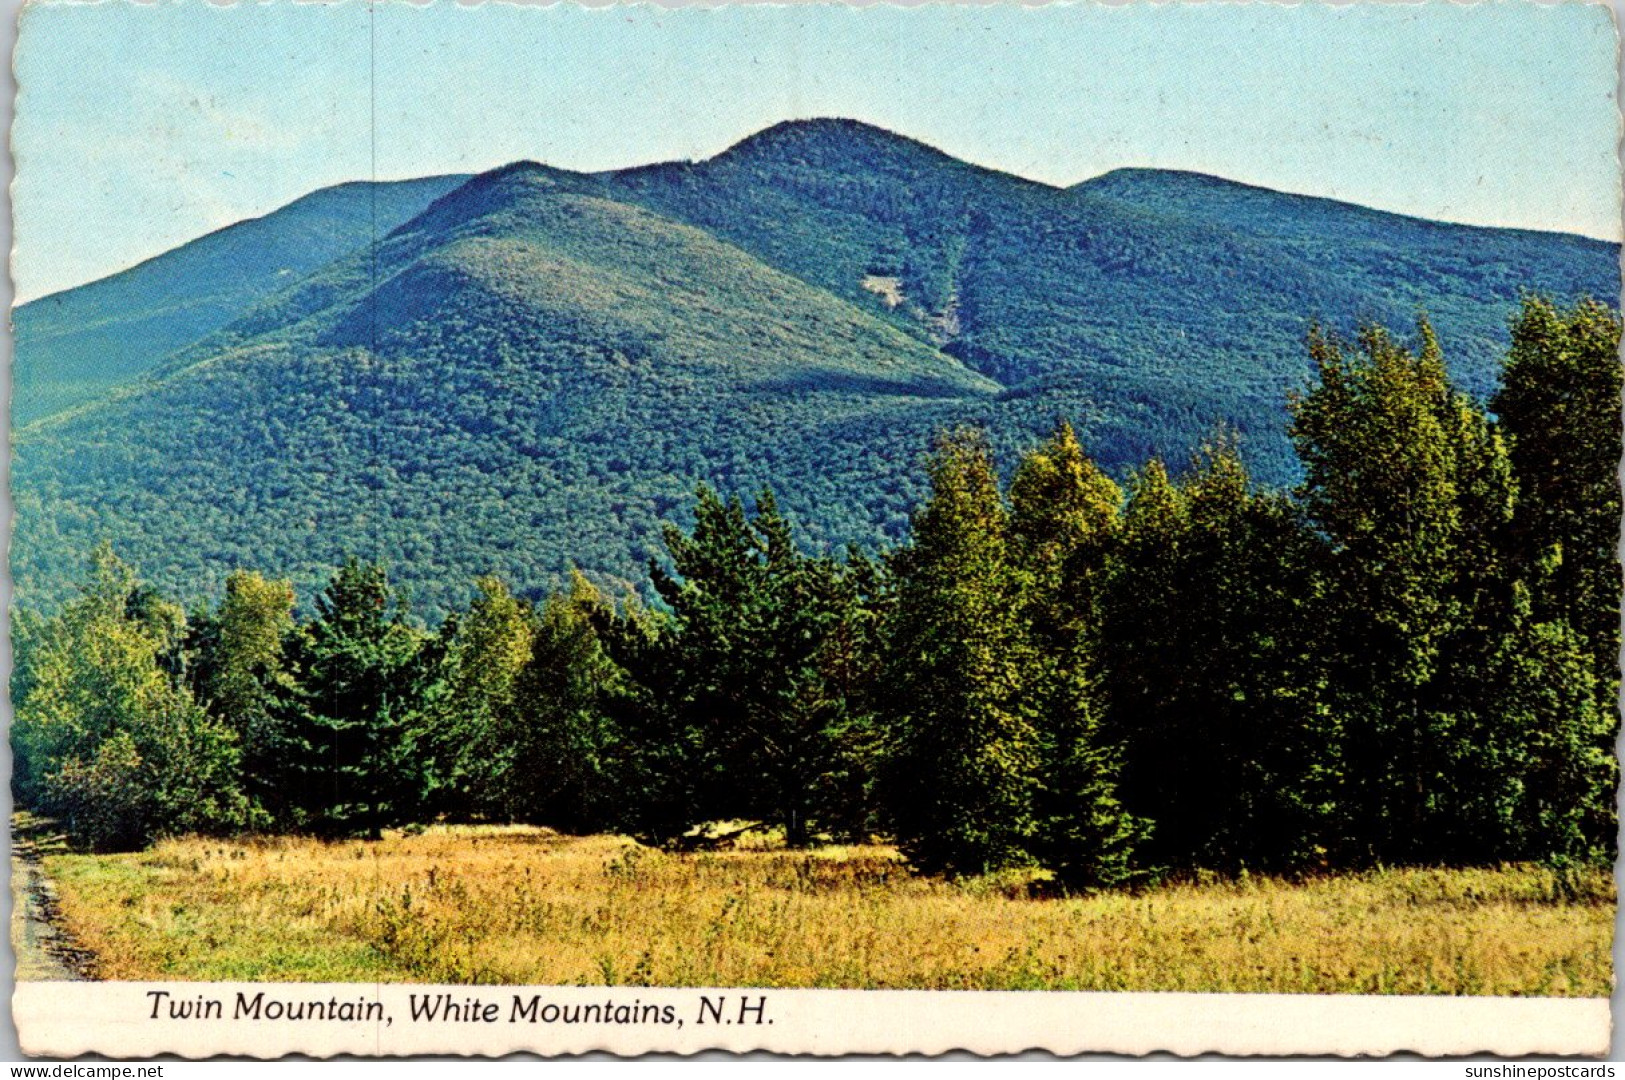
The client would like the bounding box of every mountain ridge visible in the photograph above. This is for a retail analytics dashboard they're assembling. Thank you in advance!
[1076,165,1621,246]
[11,117,1618,615]
[13,174,472,426]
[20,119,1615,427]
[13,143,1023,614]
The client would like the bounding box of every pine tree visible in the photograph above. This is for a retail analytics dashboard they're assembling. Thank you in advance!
[625,485,880,846]
[593,591,695,843]
[1096,457,1186,853]
[650,486,772,832]
[1192,453,1334,871]
[292,557,426,839]
[881,428,1039,876]
[1008,422,1144,890]
[740,491,882,846]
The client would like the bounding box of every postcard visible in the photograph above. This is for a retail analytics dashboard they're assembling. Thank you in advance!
[8,0,1620,1058]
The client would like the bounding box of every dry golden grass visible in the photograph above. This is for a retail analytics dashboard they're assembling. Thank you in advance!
[43,826,1613,994]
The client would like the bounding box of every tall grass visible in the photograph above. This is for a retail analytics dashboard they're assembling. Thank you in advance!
[41,827,1613,994]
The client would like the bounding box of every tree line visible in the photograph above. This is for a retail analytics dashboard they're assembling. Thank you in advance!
[13,297,1620,885]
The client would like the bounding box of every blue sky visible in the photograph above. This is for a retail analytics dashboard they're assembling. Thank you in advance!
[13,1,1621,302]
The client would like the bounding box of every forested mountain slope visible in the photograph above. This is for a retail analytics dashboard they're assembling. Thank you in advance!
[602,121,1616,466]
[14,163,1027,614]
[12,175,469,425]
[1075,165,1614,396]
[12,120,1617,614]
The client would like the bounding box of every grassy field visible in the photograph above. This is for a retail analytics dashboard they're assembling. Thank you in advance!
[39,826,1614,995]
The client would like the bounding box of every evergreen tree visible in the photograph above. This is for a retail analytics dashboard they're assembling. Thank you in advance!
[1095,457,1185,851]
[291,557,426,838]
[731,492,883,846]
[798,546,890,843]
[1103,443,1331,872]
[619,486,881,846]
[646,486,769,834]
[593,591,695,842]
[1008,422,1144,889]
[881,428,1039,876]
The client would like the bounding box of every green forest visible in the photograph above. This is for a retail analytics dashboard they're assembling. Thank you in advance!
[15,121,1617,620]
[12,297,1620,886]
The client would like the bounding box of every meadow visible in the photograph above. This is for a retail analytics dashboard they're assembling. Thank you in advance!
[39,826,1614,995]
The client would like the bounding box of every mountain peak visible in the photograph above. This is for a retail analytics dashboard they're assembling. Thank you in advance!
[712,118,961,175]
[734,116,909,144]
[388,159,596,243]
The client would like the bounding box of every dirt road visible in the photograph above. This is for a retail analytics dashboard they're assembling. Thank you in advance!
[11,817,89,981]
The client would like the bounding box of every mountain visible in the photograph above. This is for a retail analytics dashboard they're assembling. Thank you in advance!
[11,175,469,425]
[12,120,1618,615]
[13,160,1022,614]
[603,119,1614,425]
[1074,166,1613,396]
